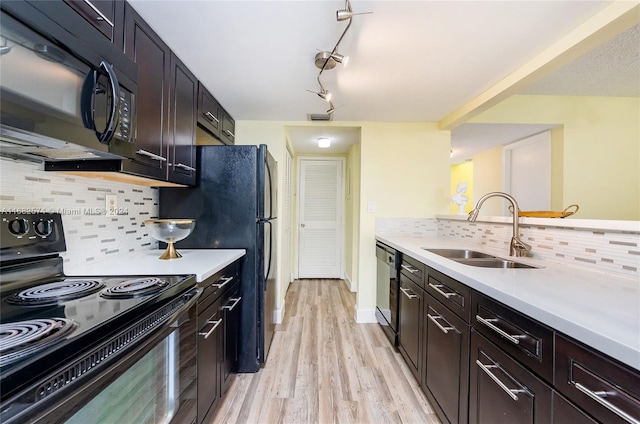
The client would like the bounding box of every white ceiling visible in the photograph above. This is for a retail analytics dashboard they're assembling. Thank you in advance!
[127,1,637,156]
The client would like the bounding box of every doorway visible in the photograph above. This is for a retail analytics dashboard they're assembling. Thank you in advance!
[297,157,345,278]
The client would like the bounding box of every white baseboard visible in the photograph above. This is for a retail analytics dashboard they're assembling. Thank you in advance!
[355,307,377,323]
[342,272,357,292]
[274,303,285,324]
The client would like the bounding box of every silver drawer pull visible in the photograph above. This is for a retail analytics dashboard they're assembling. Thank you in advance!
[199,318,222,339]
[212,276,234,289]
[476,360,527,401]
[83,0,114,26]
[136,149,167,162]
[175,163,196,171]
[223,297,242,311]
[476,315,525,345]
[428,282,455,299]
[427,313,456,334]
[204,111,219,123]
[400,287,418,299]
[224,129,235,138]
[401,264,419,274]
[574,383,640,424]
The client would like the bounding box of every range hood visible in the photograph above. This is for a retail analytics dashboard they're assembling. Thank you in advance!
[0,124,124,164]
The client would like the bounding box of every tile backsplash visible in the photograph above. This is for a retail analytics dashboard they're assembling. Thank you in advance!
[376,218,438,237]
[438,218,639,280]
[0,159,159,266]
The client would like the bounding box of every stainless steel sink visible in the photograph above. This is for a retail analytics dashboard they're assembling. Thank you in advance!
[423,248,495,259]
[453,258,538,269]
[423,248,539,269]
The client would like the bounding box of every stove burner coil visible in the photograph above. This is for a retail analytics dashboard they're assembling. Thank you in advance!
[0,318,76,367]
[6,280,105,306]
[101,277,169,299]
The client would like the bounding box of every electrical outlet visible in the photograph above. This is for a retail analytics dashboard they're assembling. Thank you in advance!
[105,194,117,216]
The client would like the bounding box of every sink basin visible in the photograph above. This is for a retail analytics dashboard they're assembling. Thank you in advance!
[453,258,538,269]
[423,248,538,269]
[423,248,495,259]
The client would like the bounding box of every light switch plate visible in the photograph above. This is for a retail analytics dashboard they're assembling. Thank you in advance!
[367,200,375,213]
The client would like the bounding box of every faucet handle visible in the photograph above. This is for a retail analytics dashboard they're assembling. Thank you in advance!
[512,237,532,257]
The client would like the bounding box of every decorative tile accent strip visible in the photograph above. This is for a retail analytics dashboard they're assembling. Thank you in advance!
[376,218,439,237]
[438,218,640,280]
[0,158,159,267]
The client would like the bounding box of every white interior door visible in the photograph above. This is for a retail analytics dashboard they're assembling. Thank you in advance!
[297,158,344,278]
[504,131,551,213]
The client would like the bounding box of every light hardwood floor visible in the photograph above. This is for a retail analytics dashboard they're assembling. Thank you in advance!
[210,279,441,424]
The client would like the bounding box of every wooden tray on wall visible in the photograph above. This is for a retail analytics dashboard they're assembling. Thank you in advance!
[509,204,579,218]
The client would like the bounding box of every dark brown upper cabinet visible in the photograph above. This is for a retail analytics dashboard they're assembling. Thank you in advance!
[63,0,124,44]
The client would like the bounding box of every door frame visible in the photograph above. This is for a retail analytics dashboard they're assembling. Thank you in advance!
[294,156,345,279]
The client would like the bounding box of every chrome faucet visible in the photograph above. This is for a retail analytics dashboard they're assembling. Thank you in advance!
[467,192,532,257]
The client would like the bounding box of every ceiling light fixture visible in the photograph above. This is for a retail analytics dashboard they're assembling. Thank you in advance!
[318,138,331,148]
[308,0,371,118]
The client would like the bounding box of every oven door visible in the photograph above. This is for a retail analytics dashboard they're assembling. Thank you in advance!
[375,243,399,346]
[1,288,201,424]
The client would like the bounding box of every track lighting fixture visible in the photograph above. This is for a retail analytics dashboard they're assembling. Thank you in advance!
[307,0,370,118]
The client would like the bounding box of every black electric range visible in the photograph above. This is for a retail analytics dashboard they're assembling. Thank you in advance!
[0,213,197,423]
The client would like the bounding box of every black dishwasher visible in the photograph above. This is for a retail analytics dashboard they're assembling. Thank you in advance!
[375,242,400,346]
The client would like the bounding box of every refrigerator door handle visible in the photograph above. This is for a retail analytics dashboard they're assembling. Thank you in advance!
[264,154,276,220]
[265,220,273,291]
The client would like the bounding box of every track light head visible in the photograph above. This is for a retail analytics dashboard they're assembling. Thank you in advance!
[306,88,332,102]
[336,9,352,21]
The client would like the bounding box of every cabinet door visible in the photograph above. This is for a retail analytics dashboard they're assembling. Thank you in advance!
[197,300,222,424]
[197,84,222,138]
[552,391,598,424]
[423,294,469,424]
[222,285,241,394]
[220,109,235,145]
[63,0,123,44]
[469,332,552,424]
[398,275,423,383]
[123,3,169,180]
[168,53,197,185]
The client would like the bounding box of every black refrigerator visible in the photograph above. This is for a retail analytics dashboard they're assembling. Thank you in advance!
[159,144,277,372]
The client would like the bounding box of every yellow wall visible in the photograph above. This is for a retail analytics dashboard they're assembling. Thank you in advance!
[236,120,451,319]
[450,161,474,214]
[470,95,640,220]
[344,142,361,289]
[471,146,503,216]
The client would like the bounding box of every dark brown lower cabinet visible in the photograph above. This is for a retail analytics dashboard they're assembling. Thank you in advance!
[422,294,469,424]
[398,275,423,382]
[197,297,222,423]
[469,332,552,424]
[552,391,598,424]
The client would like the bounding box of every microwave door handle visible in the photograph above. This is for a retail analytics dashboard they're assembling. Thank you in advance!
[80,68,97,132]
[96,61,120,143]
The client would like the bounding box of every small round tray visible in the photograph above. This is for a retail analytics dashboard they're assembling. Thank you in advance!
[509,204,579,218]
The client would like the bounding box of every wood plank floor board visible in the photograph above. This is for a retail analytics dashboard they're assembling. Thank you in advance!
[210,279,441,424]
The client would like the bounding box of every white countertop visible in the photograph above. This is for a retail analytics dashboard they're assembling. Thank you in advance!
[377,235,640,371]
[65,249,246,283]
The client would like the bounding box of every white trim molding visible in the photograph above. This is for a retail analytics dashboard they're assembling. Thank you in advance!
[355,307,377,323]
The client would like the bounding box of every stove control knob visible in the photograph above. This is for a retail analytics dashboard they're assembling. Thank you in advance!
[8,218,29,236]
[34,219,54,237]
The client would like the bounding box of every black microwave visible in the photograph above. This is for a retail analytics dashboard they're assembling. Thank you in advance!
[0,2,137,162]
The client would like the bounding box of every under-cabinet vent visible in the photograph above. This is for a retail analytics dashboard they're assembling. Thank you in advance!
[307,113,333,122]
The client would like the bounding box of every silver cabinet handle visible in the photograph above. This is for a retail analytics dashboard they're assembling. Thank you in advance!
[136,149,167,162]
[476,315,524,345]
[428,282,455,299]
[224,129,235,138]
[427,313,456,334]
[204,111,219,123]
[212,276,233,289]
[199,318,222,339]
[401,264,419,274]
[174,163,196,171]
[223,297,242,311]
[400,287,418,299]
[574,383,640,424]
[475,360,527,401]
[83,0,114,27]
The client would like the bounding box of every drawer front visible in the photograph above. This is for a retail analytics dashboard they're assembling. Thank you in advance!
[555,334,640,424]
[469,332,552,424]
[425,266,471,322]
[473,293,554,383]
[400,254,425,289]
[200,261,240,305]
